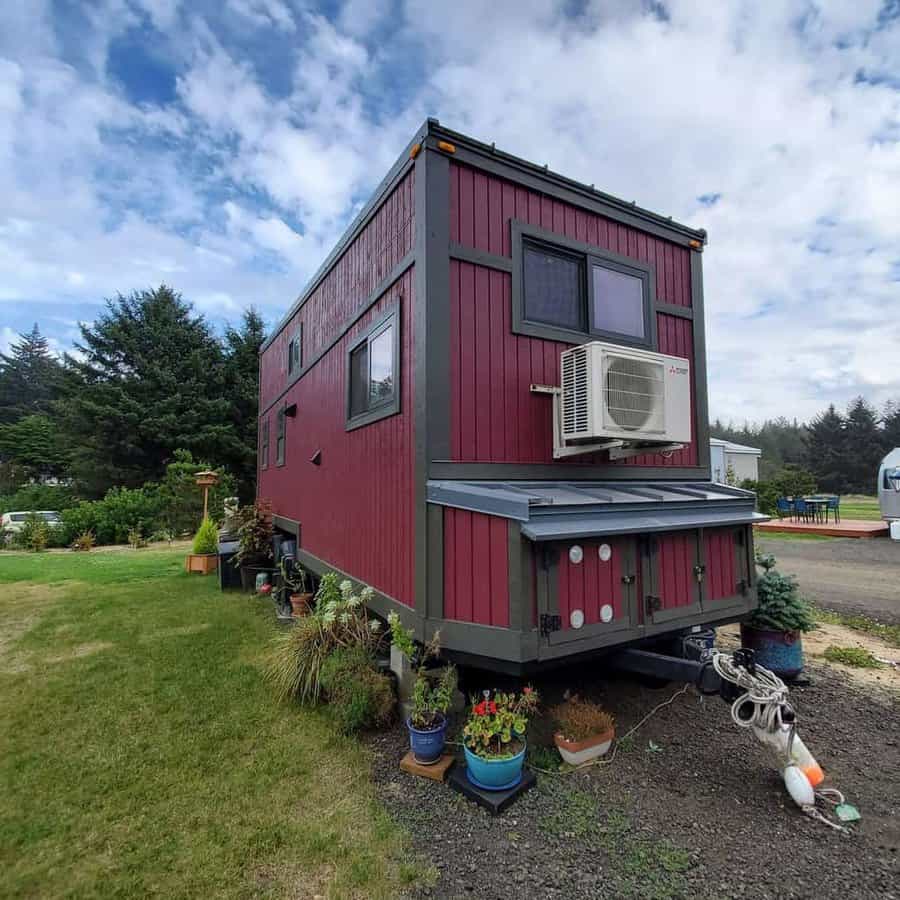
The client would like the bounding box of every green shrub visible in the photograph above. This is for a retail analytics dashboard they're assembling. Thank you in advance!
[157,450,236,536]
[0,483,78,516]
[192,518,219,555]
[749,553,815,633]
[822,646,883,668]
[59,487,163,545]
[17,513,49,552]
[320,646,395,734]
[742,464,818,515]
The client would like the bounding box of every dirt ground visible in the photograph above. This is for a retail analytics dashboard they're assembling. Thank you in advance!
[756,535,900,624]
[372,657,899,900]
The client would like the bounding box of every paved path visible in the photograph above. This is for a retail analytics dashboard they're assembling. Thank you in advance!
[755,535,900,624]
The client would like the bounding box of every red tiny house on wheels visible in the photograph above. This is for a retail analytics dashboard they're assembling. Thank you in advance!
[257,120,763,670]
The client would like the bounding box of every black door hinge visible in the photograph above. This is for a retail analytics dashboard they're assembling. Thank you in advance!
[621,574,635,585]
[736,578,748,595]
[540,614,561,637]
[645,594,662,613]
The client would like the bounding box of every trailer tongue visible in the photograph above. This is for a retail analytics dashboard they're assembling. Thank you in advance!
[608,642,852,831]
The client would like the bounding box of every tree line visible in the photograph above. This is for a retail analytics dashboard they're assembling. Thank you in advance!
[712,396,900,495]
[0,285,264,508]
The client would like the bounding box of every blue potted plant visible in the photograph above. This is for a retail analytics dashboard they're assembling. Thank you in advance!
[740,553,815,678]
[462,687,540,790]
[389,613,457,765]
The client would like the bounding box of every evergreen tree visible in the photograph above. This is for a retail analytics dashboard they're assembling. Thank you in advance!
[61,286,238,495]
[0,324,65,424]
[883,401,900,452]
[842,396,884,493]
[803,404,846,493]
[222,308,267,500]
[0,414,71,480]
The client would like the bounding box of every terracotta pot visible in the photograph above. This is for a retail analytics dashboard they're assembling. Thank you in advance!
[290,592,314,617]
[185,553,218,575]
[554,728,615,766]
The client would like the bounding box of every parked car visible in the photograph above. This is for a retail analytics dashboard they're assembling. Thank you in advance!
[1,510,62,537]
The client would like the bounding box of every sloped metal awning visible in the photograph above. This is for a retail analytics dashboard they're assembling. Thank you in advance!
[426,480,768,541]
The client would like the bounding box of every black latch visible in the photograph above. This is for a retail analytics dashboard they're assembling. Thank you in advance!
[645,594,662,613]
[621,574,635,585]
[693,563,706,583]
[539,614,561,637]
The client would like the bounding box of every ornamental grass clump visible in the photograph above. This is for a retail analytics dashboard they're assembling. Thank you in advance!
[265,572,383,704]
[319,646,395,734]
[463,687,540,759]
[192,517,218,555]
[551,697,615,743]
[749,553,815,634]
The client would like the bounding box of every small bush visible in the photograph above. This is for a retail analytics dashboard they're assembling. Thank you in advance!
[128,527,148,549]
[192,517,219,555]
[750,553,815,633]
[18,513,49,552]
[823,646,884,668]
[550,697,615,742]
[320,646,395,734]
[72,530,96,552]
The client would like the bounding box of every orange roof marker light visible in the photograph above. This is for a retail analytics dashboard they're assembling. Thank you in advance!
[689,239,703,250]
[437,140,456,154]
[409,142,421,159]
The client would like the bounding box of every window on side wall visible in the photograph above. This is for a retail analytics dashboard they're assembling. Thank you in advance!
[261,417,270,470]
[287,325,302,378]
[513,221,655,350]
[346,304,400,431]
[276,405,286,466]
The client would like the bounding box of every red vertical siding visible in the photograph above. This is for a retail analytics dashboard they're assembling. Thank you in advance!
[443,508,509,626]
[557,540,625,630]
[703,528,737,602]
[260,169,414,412]
[448,161,699,468]
[258,270,416,607]
[656,533,697,611]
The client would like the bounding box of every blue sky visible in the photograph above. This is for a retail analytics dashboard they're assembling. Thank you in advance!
[1,0,898,423]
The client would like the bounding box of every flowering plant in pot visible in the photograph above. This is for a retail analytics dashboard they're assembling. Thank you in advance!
[185,517,219,574]
[462,687,539,790]
[232,501,274,590]
[389,613,457,765]
[550,697,615,766]
[741,553,815,678]
[280,559,313,617]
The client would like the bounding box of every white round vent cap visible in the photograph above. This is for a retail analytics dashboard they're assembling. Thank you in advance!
[600,604,614,623]
[570,609,585,629]
[598,543,612,562]
[569,545,583,564]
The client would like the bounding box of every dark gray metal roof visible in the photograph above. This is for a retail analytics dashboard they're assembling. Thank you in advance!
[426,480,767,541]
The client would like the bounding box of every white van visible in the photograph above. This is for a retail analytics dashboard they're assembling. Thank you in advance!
[1,510,62,537]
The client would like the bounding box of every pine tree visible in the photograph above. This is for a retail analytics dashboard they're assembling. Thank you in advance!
[61,286,236,495]
[222,308,267,501]
[803,404,847,493]
[883,401,900,452]
[0,324,65,424]
[843,396,884,493]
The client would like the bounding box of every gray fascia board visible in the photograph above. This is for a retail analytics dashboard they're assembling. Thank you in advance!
[426,120,707,247]
[521,508,768,541]
[427,480,535,521]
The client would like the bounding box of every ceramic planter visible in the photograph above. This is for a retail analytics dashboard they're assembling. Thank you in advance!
[185,553,218,575]
[740,624,804,679]
[553,728,615,767]
[290,592,314,617]
[463,743,526,790]
[407,715,448,764]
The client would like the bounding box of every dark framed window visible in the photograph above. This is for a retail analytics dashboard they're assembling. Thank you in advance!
[287,326,302,378]
[260,417,270,470]
[512,220,656,349]
[346,303,401,431]
[275,405,286,466]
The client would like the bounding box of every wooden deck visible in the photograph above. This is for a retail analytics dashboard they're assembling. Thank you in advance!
[755,519,889,539]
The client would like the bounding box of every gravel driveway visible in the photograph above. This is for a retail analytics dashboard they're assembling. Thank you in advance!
[756,536,900,624]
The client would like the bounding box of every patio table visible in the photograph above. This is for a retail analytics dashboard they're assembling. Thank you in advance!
[802,497,829,524]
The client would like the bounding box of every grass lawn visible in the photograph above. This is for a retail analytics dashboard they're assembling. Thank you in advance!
[0,548,425,899]
[834,494,880,521]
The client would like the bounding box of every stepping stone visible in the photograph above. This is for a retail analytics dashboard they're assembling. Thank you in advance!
[447,765,536,815]
[399,751,455,782]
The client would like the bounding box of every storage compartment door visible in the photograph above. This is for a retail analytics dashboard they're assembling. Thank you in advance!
[699,525,753,614]
[641,531,702,627]
[546,538,638,646]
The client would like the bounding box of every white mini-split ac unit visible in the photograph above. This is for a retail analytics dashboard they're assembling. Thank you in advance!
[559,342,692,447]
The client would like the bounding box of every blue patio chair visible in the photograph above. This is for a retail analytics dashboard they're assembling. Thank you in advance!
[827,496,840,523]
[793,498,810,523]
[775,497,793,520]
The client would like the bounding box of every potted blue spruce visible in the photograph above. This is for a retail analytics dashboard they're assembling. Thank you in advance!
[740,553,815,678]
[388,613,457,765]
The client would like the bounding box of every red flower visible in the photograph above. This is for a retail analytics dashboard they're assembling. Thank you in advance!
[474,701,486,716]
[488,701,498,714]
[523,687,532,695]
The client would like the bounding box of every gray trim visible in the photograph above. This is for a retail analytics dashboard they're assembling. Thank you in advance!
[507,520,530,632]
[423,618,529,663]
[272,514,299,538]
[427,122,706,247]
[426,503,444,620]
[345,302,401,432]
[511,220,658,351]
[690,250,711,477]
[259,251,414,418]
[449,242,513,273]
[294,546,422,637]
[259,125,425,354]
[656,303,694,320]
[431,462,706,480]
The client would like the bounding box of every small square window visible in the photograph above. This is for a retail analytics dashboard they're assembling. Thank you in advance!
[591,264,645,339]
[523,242,585,331]
[346,305,400,430]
